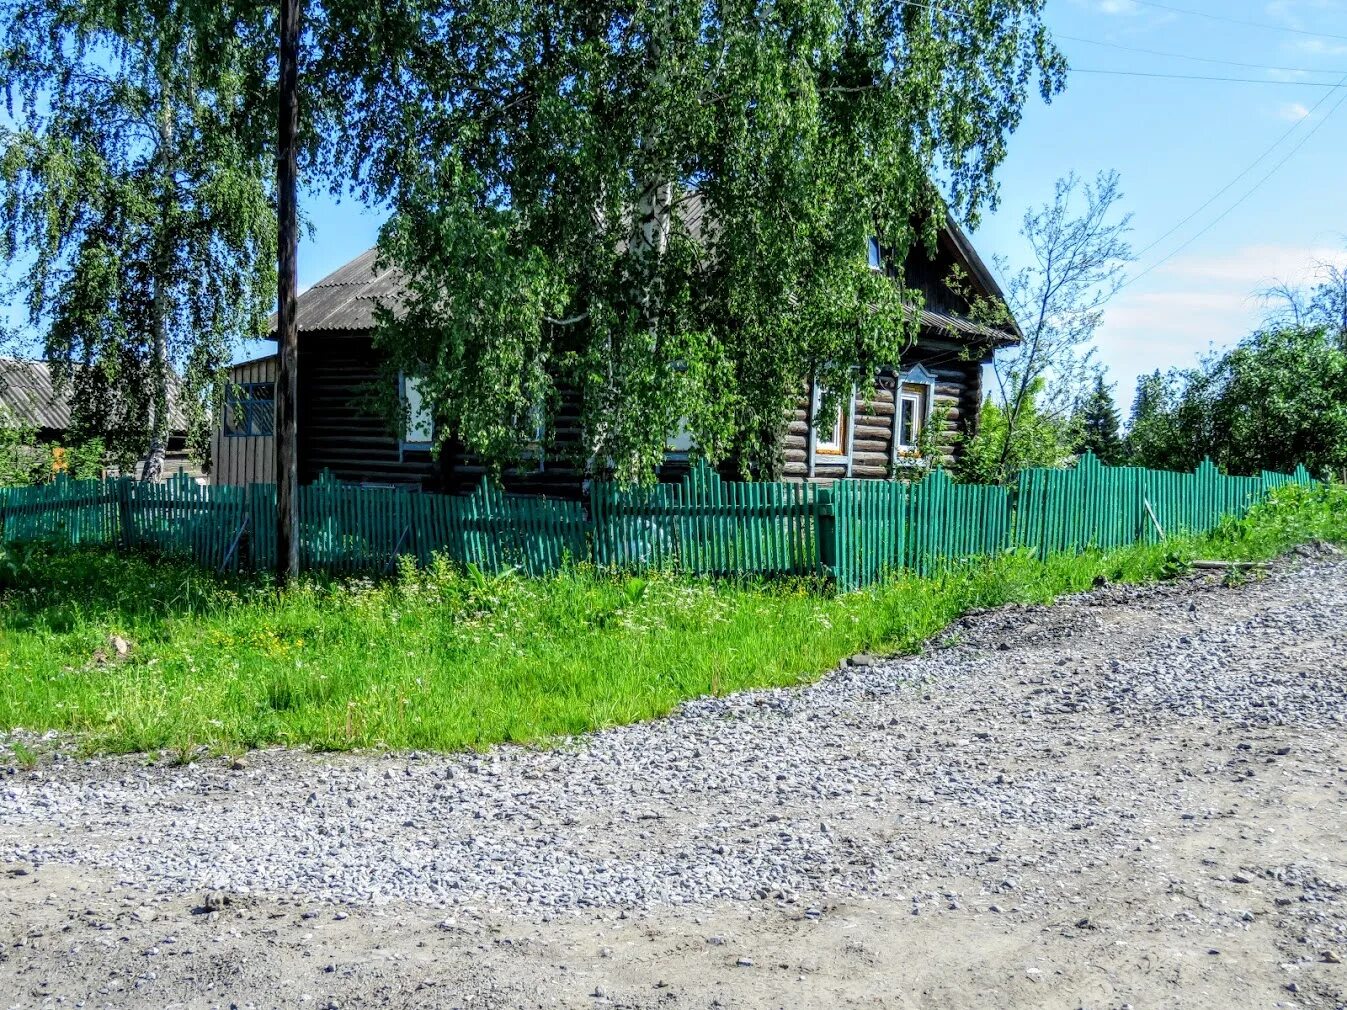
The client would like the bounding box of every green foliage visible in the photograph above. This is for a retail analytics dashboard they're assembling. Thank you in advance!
[1,486,1338,755]
[954,171,1132,482]
[956,381,1076,484]
[0,406,39,486]
[1124,368,1185,469]
[0,406,104,485]
[315,0,1068,482]
[1076,375,1124,464]
[1125,327,1347,477]
[0,0,276,475]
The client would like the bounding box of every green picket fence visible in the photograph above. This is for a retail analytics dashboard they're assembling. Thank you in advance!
[0,454,1318,590]
[1012,454,1314,560]
[591,466,822,576]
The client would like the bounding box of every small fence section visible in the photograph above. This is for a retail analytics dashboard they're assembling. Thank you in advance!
[0,454,1317,590]
[591,466,823,576]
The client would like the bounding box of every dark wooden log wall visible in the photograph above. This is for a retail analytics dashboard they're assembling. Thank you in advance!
[275,329,988,494]
[780,339,987,485]
[296,332,435,488]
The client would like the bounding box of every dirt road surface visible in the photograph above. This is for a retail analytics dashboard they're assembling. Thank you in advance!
[2,551,1345,1009]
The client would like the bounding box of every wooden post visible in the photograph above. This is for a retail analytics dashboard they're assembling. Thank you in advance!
[117,477,136,549]
[275,0,301,583]
[887,377,900,479]
[805,376,817,479]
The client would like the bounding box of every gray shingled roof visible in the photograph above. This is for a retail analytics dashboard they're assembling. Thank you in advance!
[286,248,406,333]
[283,204,1016,343]
[0,357,188,432]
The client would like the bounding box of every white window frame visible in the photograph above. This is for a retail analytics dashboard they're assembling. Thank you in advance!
[896,363,937,454]
[399,372,434,452]
[519,396,547,472]
[811,383,855,461]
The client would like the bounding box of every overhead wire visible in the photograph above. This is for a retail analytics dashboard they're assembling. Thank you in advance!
[890,0,1347,292]
[1120,0,1347,42]
[1069,68,1344,86]
[1119,82,1347,291]
[1054,33,1346,76]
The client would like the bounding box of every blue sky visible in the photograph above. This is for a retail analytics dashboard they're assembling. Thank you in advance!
[968,0,1347,409]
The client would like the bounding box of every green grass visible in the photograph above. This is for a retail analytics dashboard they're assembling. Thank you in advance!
[1,483,1343,756]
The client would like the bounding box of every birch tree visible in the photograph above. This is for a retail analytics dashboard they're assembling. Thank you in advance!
[955,170,1132,483]
[1,0,276,477]
[307,0,1067,482]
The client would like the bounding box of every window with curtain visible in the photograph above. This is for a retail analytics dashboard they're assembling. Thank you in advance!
[812,384,851,456]
[399,374,434,448]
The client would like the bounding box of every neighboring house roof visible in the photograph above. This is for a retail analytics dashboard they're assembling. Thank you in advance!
[277,213,1018,343]
[0,357,189,432]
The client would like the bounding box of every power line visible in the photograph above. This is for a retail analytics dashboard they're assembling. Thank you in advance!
[1130,71,1347,261]
[1121,0,1347,42]
[1055,33,1347,76]
[1119,84,1347,292]
[1070,68,1345,86]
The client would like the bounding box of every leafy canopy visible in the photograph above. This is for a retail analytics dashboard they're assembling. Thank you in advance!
[306,0,1065,482]
[956,377,1074,484]
[1,0,277,473]
[1125,327,1347,478]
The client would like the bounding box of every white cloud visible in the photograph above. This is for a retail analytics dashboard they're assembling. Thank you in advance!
[1292,37,1347,56]
[1278,102,1312,121]
[1156,244,1347,285]
[1267,0,1345,30]
[1096,0,1139,12]
[1095,244,1347,406]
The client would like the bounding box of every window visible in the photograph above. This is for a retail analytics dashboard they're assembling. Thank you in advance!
[866,236,883,271]
[399,373,434,449]
[224,382,274,437]
[894,363,937,455]
[898,384,928,449]
[811,384,851,457]
[666,418,695,459]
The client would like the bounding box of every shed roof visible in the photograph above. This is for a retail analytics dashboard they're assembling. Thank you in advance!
[0,357,189,432]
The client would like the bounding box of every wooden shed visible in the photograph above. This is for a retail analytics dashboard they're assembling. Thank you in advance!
[209,355,277,487]
[0,356,204,481]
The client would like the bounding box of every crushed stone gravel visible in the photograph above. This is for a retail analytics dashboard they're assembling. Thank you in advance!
[2,551,1345,918]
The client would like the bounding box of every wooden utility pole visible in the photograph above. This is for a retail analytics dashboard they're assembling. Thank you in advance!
[275,0,301,582]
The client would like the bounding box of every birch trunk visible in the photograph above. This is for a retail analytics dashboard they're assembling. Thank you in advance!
[140,96,173,483]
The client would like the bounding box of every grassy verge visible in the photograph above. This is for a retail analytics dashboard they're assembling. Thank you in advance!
[1,483,1343,756]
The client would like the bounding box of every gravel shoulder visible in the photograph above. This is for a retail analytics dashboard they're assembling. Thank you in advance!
[2,551,1346,1009]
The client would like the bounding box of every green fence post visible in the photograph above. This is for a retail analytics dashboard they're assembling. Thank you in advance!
[815,488,838,584]
[117,477,134,549]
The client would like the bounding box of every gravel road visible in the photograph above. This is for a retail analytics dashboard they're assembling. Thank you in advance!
[2,548,1346,1009]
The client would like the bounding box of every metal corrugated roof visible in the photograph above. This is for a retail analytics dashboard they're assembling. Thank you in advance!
[0,357,189,432]
[279,247,406,333]
[0,358,65,429]
[918,307,1018,345]
[283,252,1016,344]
